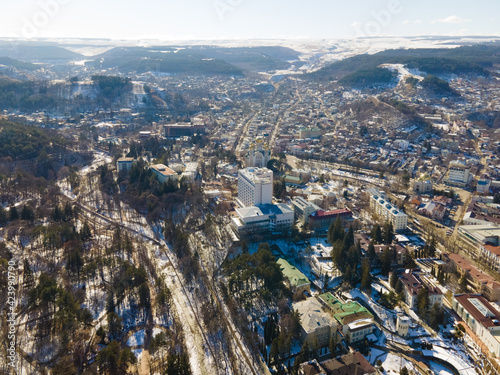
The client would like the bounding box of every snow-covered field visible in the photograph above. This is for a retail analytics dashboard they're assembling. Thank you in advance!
[127,330,146,347]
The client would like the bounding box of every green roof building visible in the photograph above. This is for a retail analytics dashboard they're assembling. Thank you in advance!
[317,292,374,343]
[277,258,311,293]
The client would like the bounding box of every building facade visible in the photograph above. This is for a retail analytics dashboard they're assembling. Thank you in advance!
[245,137,271,168]
[293,298,338,347]
[117,157,135,173]
[292,197,321,225]
[232,203,294,236]
[317,293,374,343]
[237,167,273,208]
[369,189,408,231]
[308,209,353,230]
[150,164,178,184]
[278,258,311,294]
[400,270,443,310]
[447,160,471,186]
[453,294,500,357]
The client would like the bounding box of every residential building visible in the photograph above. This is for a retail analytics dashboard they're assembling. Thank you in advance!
[477,179,492,194]
[293,297,338,347]
[150,164,177,184]
[400,270,443,310]
[300,127,321,139]
[320,352,376,375]
[163,122,205,138]
[277,258,311,293]
[418,201,447,221]
[292,197,321,225]
[447,160,470,187]
[453,294,500,357]
[237,167,273,207]
[299,360,326,375]
[480,244,500,272]
[117,157,135,173]
[446,253,500,302]
[369,189,408,231]
[308,209,353,230]
[317,293,374,343]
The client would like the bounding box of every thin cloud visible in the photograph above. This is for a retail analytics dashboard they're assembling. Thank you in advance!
[432,15,470,24]
[402,20,410,24]
[414,20,423,24]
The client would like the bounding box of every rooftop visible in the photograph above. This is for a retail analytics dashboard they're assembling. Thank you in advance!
[277,258,310,288]
[293,298,337,334]
[317,293,373,325]
[455,294,500,329]
[236,203,293,219]
[150,164,176,176]
[309,209,352,220]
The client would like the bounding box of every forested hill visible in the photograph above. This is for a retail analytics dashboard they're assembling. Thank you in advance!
[87,47,245,76]
[0,119,69,160]
[310,44,500,83]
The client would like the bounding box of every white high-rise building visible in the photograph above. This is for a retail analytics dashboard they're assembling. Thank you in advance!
[368,188,408,232]
[448,160,470,186]
[238,167,273,207]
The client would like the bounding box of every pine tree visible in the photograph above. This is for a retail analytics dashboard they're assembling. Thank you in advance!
[20,205,35,222]
[360,258,372,291]
[80,221,92,242]
[459,274,468,293]
[372,224,383,244]
[383,221,394,244]
[9,206,19,221]
[367,240,376,260]
[0,206,7,225]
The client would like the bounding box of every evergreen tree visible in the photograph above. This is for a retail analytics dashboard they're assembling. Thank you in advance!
[328,216,344,245]
[417,287,429,316]
[395,279,404,296]
[390,271,398,289]
[403,253,416,269]
[9,206,19,221]
[63,202,73,222]
[52,205,62,222]
[80,221,92,242]
[372,224,383,244]
[20,205,35,222]
[383,221,394,244]
[360,258,372,291]
[367,240,376,261]
[380,248,392,276]
[459,274,468,293]
[0,206,7,225]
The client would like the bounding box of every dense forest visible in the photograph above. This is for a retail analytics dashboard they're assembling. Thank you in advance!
[338,67,396,87]
[310,45,500,83]
[87,48,245,76]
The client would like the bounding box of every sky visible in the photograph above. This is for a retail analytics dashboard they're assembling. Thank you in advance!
[0,0,498,41]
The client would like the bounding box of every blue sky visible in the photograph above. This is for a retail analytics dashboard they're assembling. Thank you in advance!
[1,0,498,40]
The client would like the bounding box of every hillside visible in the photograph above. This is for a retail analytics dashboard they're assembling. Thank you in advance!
[0,42,83,61]
[309,45,500,83]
